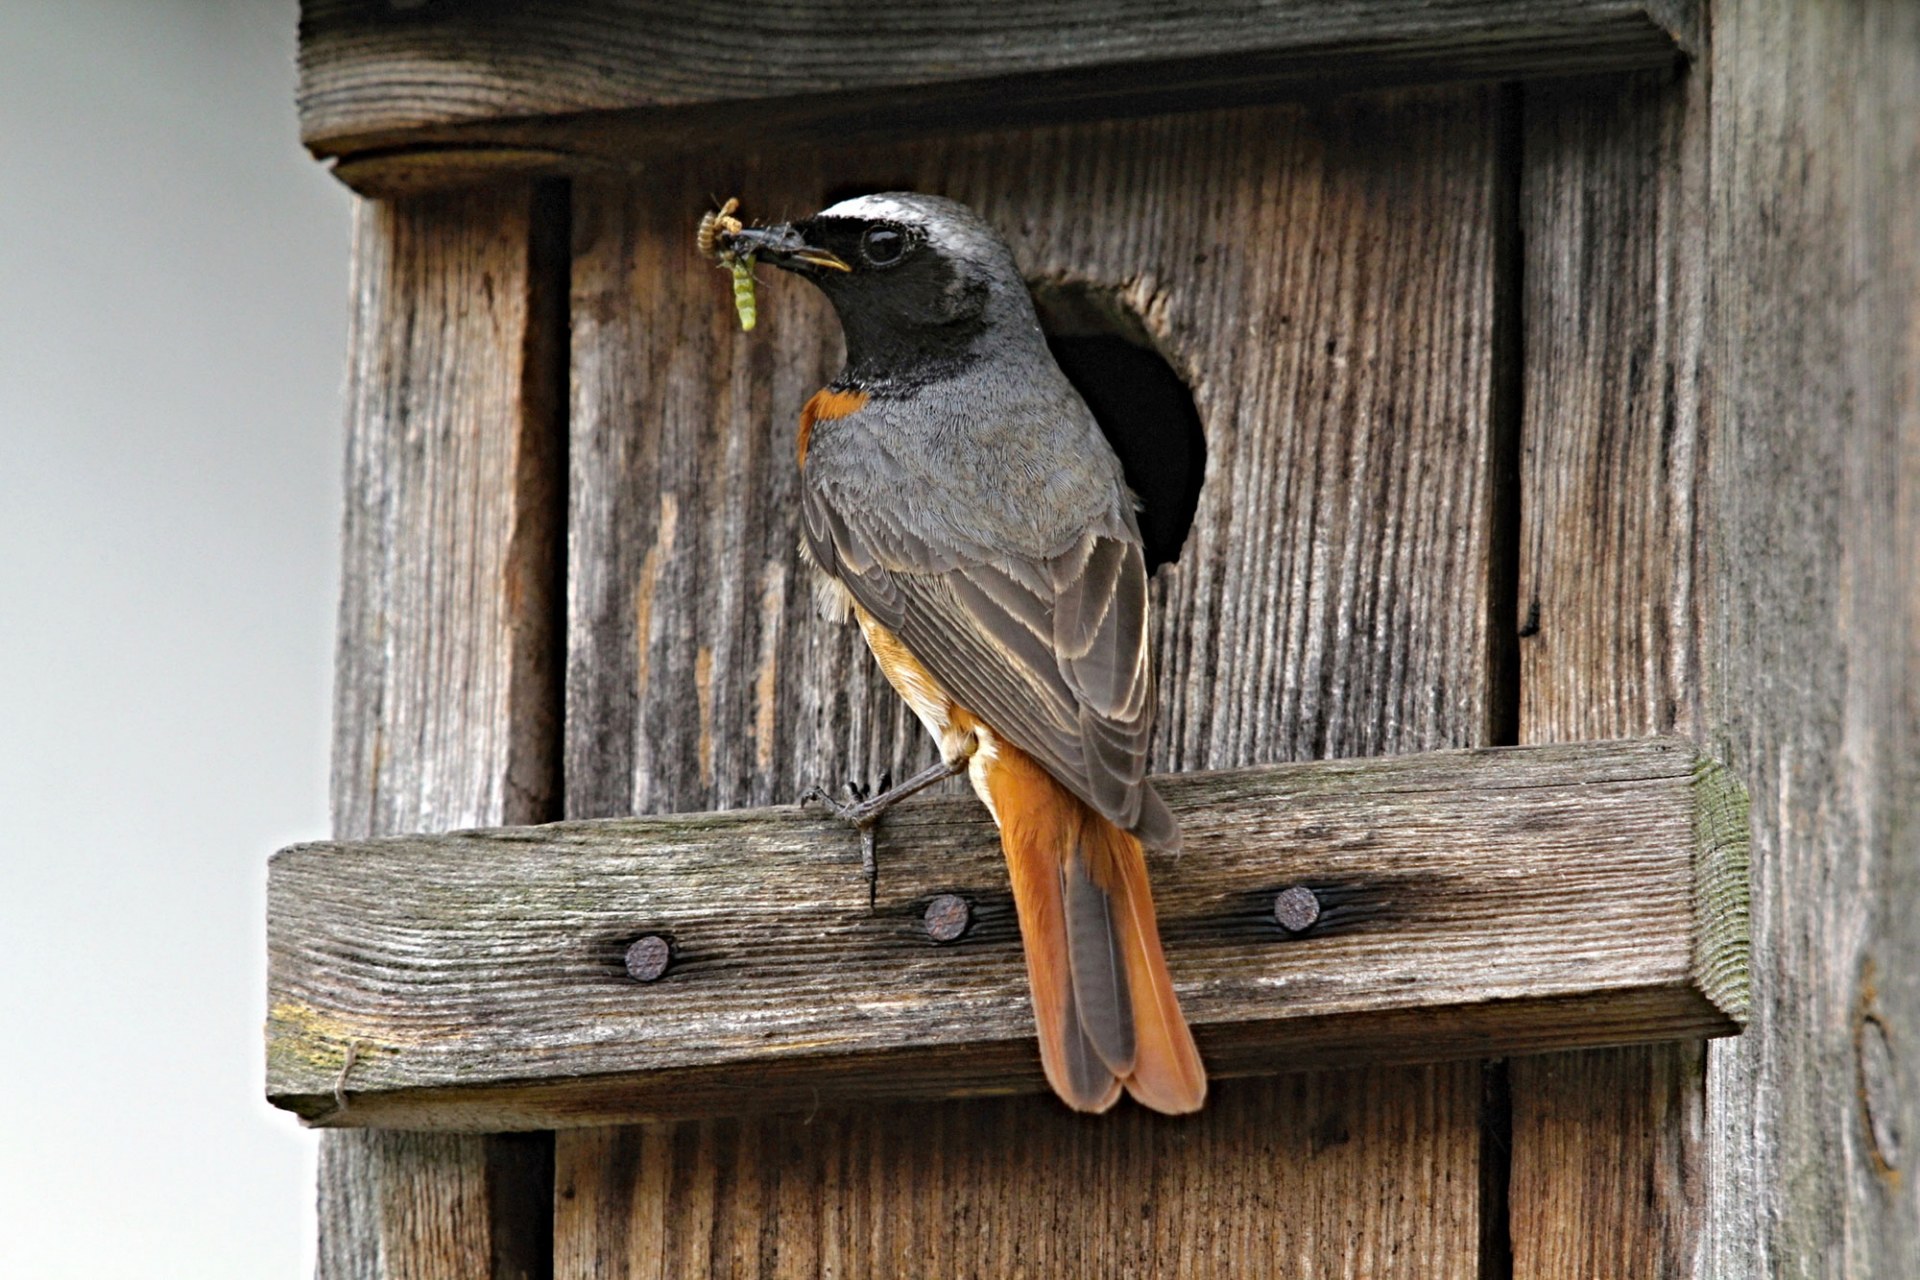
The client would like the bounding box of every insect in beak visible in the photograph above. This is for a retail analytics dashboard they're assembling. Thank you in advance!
[697,201,852,332]
[723,223,852,273]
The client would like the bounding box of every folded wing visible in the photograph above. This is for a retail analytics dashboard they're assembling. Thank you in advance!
[801,480,1178,850]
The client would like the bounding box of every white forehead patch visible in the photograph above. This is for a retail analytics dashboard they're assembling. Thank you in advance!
[816,193,926,225]
[814,193,1010,270]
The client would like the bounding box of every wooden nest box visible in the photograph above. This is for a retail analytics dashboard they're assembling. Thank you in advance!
[271,2,1920,1276]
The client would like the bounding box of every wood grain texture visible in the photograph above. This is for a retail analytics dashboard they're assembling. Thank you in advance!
[560,89,1504,1278]
[1515,71,1708,747]
[1508,1047,1707,1275]
[1702,2,1920,1274]
[319,1132,554,1280]
[568,95,1508,818]
[268,741,1749,1128]
[316,185,566,1280]
[330,186,566,842]
[554,1069,1479,1280]
[297,0,1699,194]
[1508,69,1715,1278]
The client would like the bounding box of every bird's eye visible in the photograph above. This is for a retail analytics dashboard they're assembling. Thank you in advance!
[861,225,908,266]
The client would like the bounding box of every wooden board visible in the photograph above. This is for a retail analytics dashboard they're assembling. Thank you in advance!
[567,96,1512,817]
[267,740,1750,1128]
[1507,68,1713,1278]
[315,184,567,1279]
[1507,1046,1706,1274]
[1700,2,1920,1274]
[559,88,1504,1278]
[319,1132,553,1280]
[296,0,1699,194]
[1515,71,1707,748]
[554,1070,1480,1280]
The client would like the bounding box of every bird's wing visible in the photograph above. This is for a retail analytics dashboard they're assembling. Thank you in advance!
[802,481,1176,847]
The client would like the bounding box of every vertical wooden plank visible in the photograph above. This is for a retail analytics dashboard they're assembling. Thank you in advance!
[1510,69,1712,1278]
[561,87,1501,1277]
[1516,71,1708,748]
[1702,2,1920,1275]
[557,1068,1478,1279]
[320,1133,555,1280]
[317,184,566,1280]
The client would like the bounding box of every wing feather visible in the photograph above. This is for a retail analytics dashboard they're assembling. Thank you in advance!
[806,480,1174,848]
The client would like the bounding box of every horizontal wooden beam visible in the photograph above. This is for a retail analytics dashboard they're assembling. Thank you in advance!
[298,0,1699,195]
[267,737,1747,1130]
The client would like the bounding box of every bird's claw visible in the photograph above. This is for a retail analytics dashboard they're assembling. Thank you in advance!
[798,773,891,826]
[800,773,894,910]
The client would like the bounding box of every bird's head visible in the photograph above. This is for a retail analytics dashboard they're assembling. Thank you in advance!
[721,192,1040,384]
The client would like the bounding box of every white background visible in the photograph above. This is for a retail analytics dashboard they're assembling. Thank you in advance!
[2,2,350,1274]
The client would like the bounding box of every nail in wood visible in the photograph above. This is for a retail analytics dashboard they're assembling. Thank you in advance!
[923,894,971,943]
[1274,886,1321,933]
[624,935,672,981]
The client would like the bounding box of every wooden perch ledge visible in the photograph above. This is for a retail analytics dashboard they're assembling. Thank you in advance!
[267,737,1748,1131]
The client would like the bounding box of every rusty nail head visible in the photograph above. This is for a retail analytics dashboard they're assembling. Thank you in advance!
[1273,886,1321,933]
[924,893,972,943]
[625,934,672,981]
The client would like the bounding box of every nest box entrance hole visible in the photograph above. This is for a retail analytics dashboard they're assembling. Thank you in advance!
[1029,280,1207,573]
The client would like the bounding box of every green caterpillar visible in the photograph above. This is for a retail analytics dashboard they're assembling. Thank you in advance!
[697,198,757,333]
[728,253,757,331]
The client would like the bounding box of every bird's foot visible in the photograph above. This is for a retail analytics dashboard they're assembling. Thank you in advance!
[798,771,894,828]
[799,774,891,910]
[800,758,969,910]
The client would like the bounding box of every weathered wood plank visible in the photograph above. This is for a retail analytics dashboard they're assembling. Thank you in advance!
[1702,2,1920,1275]
[315,185,567,1279]
[1508,68,1714,1278]
[274,740,1758,1128]
[296,0,1699,195]
[328,188,567,842]
[319,1132,554,1280]
[1515,71,1707,748]
[558,90,1506,1276]
[567,96,1510,817]
[555,1069,1481,1280]
[271,737,1751,1128]
[1508,1047,1706,1274]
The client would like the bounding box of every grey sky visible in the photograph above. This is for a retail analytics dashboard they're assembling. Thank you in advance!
[1,2,350,1273]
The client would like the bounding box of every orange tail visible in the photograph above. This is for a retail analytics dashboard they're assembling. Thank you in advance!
[984,743,1207,1114]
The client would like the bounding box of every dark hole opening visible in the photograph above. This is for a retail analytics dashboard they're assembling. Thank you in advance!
[1031,282,1207,572]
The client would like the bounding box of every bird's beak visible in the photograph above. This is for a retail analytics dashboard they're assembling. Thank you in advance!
[720,223,852,274]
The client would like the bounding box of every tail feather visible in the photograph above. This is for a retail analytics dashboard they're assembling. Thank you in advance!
[1105,827,1208,1113]
[986,743,1206,1115]
[1004,826,1124,1112]
[1062,854,1135,1074]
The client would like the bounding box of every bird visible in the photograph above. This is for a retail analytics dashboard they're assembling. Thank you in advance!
[722,192,1206,1115]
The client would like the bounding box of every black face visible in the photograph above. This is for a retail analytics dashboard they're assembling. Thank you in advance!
[725,209,998,387]
[771,213,929,274]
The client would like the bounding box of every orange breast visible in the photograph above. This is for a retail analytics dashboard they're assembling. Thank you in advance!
[797,387,869,466]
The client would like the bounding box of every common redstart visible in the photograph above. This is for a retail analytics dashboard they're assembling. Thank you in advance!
[723,194,1207,1115]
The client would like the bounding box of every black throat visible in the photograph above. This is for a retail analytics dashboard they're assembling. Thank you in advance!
[833,307,992,394]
